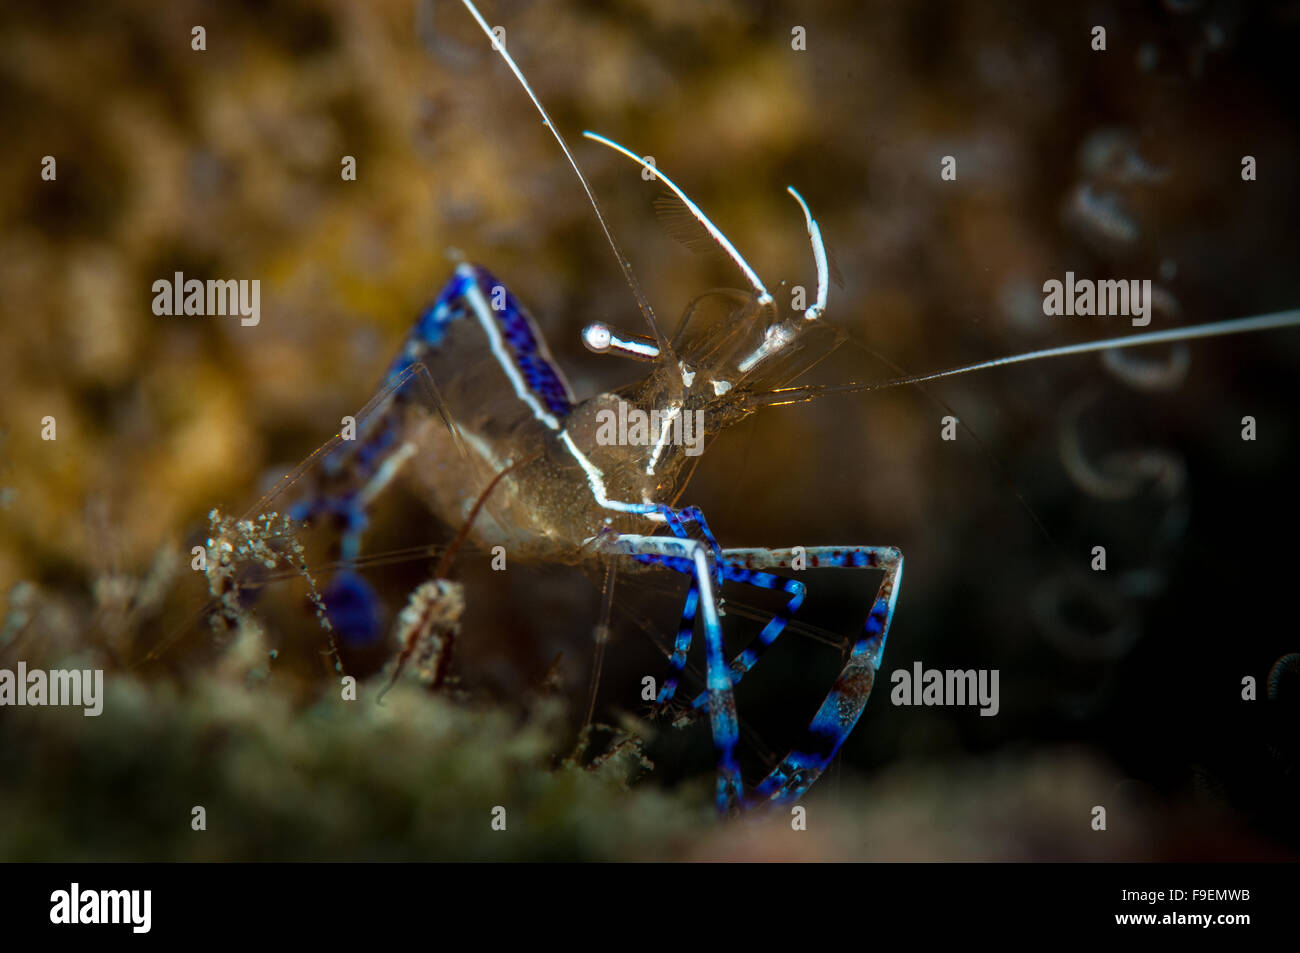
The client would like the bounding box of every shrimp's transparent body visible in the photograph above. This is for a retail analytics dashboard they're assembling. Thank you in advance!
[276,220,885,813]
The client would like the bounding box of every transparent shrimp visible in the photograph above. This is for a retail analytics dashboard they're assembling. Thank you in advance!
[153,0,1300,816]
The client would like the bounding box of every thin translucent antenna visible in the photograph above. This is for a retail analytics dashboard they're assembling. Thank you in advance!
[744,308,1300,410]
[584,558,617,730]
[458,0,672,359]
[583,132,775,308]
[786,187,828,320]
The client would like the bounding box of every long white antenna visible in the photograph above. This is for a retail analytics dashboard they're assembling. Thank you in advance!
[786,186,828,321]
[458,0,671,357]
[748,309,1300,408]
[583,132,774,308]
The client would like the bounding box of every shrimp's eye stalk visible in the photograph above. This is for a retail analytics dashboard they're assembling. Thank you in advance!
[582,322,662,362]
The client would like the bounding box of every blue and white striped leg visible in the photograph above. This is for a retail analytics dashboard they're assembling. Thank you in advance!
[601,532,743,814]
[656,579,699,707]
[653,503,724,587]
[282,359,448,646]
[640,503,726,706]
[281,262,536,646]
[683,556,807,714]
[743,545,904,806]
[620,541,899,807]
[279,260,579,650]
[641,554,805,710]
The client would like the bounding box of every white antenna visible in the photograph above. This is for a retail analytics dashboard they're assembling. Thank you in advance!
[583,132,774,308]
[747,309,1300,409]
[458,0,671,357]
[786,187,828,321]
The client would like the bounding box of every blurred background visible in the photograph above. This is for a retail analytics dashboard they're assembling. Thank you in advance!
[0,0,1297,860]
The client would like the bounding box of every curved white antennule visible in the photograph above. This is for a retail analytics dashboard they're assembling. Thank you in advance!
[582,132,774,308]
[458,0,672,360]
[786,187,828,321]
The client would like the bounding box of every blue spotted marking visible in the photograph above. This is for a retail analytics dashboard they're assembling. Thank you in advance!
[322,570,383,647]
[471,265,573,419]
